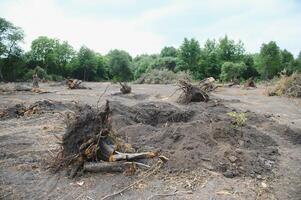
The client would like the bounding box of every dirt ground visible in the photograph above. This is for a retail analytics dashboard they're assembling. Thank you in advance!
[0,82,300,200]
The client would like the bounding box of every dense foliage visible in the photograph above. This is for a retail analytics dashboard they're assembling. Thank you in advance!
[0,17,300,82]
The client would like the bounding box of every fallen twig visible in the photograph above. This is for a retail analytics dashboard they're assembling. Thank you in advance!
[147,190,193,200]
[96,83,110,110]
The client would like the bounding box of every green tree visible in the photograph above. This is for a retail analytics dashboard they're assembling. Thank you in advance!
[151,57,179,72]
[295,51,301,72]
[160,46,177,57]
[132,55,155,79]
[241,54,259,79]
[28,36,58,73]
[27,36,75,77]
[178,38,201,78]
[107,49,132,81]
[199,39,221,79]
[218,35,245,62]
[220,62,247,82]
[54,41,75,76]
[280,49,294,74]
[0,17,24,81]
[259,41,281,79]
[76,46,98,81]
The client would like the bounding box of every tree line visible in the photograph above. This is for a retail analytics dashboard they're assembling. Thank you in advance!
[0,17,300,82]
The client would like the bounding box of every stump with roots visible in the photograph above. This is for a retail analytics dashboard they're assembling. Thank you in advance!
[67,79,90,89]
[52,100,159,177]
[199,77,217,92]
[32,74,39,88]
[244,78,256,88]
[177,80,209,104]
[119,82,131,94]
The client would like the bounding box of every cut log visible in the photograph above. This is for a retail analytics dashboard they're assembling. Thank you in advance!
[109,151,159,162]
[84,161,133,173]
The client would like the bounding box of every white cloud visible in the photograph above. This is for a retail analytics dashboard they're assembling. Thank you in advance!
[1,0,165,55]
[1,0,300,56]
[192,0,301,55]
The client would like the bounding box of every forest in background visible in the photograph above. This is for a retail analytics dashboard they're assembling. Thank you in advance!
[1,17,300,83]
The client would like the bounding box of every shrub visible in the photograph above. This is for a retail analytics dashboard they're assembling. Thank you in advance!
[220,62,247,82]
[50,74,64,81]
[138,69,193,84]
[24,66,49,81]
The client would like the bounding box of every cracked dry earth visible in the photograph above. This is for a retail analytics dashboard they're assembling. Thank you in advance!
[0,82,300,200]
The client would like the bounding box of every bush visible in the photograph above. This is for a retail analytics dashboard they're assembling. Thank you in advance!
[24,66,49,81]
[138,69,193,84]
[220,62,247,82]
[50,74,64,81]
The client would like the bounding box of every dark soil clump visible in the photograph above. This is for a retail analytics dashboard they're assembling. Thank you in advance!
[0,100,77,120]
[107,100,293,178]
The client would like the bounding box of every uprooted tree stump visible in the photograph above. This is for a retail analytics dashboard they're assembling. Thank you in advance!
[119,82,131,94]
[244,78,256,88]
[53,100,160,178]
[199,77,217,92]
[177,80,209,104]
[32,74,39,88]
[67,79,90,89]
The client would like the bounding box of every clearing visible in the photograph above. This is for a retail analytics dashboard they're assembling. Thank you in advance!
[0,83,300,200]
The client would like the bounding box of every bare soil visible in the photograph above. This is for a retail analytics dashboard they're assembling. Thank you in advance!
[0,82,300,200]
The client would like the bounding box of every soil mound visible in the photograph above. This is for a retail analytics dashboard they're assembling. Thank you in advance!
[0,100,76,119]
[108,100,284,178]
[109,101,194,127]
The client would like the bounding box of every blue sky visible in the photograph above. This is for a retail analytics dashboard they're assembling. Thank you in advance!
[1,0,301,56]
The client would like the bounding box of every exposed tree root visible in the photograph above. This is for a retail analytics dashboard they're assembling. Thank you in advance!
[177,80,209,104]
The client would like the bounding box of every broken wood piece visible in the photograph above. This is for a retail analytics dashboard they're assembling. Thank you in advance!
[109,151,159,162]
[84,161,134,173]
[67,79,90,89]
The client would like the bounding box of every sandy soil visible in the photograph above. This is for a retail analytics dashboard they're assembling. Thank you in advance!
[0,82,300,200]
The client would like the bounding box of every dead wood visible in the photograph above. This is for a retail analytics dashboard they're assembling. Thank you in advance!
[32,74,39,88]
[53,100,161,177]
[226,79,240,87]
[199,77,217,92]
[84,161,134,173]
[119,82,131,94]
[244,78,256,88]
[177,80,209,104]
[109,151,159,162]
[67,79,90,89]
[100,160,165,200]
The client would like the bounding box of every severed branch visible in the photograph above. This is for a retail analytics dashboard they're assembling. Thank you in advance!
[84,162,133,173]
[109,151,159,162]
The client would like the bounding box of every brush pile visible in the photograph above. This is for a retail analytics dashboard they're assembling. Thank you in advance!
[53,101,162,178]
[266,72,301,98]
[177,80,209,104]
[67,79,90,89]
